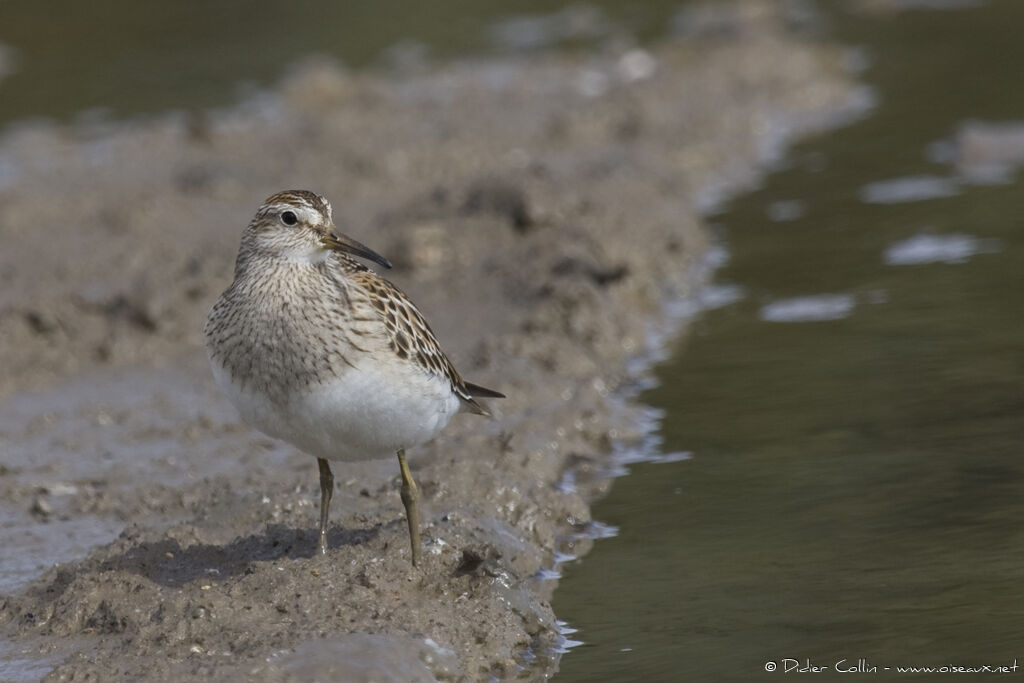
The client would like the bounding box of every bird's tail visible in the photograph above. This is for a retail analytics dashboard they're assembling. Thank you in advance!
[459,381,505,417]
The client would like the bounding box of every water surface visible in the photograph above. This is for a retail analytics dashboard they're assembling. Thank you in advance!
[555,1,1024,680]
[0,0,681,127]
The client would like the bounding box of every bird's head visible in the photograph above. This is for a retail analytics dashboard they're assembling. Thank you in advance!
[242,189,392,269]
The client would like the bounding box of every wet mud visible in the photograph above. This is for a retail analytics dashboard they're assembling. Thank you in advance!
[0,4,860,680]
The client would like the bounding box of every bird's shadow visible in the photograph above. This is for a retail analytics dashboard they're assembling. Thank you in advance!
[93,524,379,588]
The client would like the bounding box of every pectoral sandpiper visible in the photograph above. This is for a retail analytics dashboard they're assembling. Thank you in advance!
[204,190,503,566]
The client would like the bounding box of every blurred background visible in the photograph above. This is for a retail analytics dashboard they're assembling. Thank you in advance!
[1,0,1023,681]
[0,0,686,127]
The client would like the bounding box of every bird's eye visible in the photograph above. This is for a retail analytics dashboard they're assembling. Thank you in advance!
[281,210,298,226]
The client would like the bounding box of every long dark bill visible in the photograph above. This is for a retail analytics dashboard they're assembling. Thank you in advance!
[321,232,393,269]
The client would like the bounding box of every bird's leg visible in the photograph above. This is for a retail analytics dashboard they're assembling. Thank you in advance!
[317,457,334,555]
[397,448,421,567]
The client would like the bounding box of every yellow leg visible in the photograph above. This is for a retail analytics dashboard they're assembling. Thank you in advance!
[397,449,421,567]
[317,458,334,555]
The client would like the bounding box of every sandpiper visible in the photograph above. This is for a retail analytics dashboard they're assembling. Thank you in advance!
[204,190,503,566]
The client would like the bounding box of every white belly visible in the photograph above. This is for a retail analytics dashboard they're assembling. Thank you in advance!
[210,360,461,461]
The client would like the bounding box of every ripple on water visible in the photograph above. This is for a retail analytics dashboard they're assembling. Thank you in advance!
[883,232,1002,266]
[859,175,961,204]
[758,293,856,322]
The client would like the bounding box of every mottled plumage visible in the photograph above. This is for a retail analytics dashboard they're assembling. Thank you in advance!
[355,271,501,411]
[204,189,503,565]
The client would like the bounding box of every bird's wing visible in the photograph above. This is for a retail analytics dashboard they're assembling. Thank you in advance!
[350,271,500,413]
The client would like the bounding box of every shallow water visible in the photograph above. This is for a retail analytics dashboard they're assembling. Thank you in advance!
[554,1,1024,680]
[0,0,681,127]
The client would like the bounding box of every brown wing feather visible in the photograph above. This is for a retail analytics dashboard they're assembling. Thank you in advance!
[351,271,497,413]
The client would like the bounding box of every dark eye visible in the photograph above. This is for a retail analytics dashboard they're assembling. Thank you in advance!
[281,210,298,226]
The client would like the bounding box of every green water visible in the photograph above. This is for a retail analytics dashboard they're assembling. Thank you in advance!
[553,1,1024,681]
[0,0,679,127]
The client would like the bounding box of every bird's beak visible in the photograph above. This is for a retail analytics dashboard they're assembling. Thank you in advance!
[321,231,393,269]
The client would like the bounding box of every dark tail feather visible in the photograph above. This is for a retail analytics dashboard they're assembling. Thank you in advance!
[464,381,505,399]
[459,381,504,417]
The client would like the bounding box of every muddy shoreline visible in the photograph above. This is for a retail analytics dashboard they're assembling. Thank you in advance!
[0,6,861,681]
